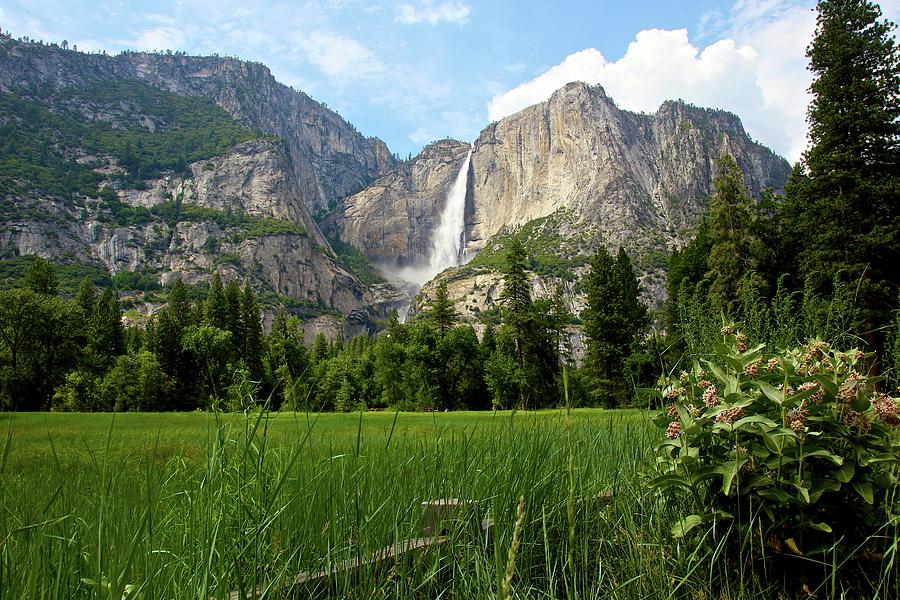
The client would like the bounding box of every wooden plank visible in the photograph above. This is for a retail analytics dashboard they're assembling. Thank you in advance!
[228,536,449,600]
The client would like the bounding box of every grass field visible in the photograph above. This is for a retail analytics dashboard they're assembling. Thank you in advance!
[0,409,895,599]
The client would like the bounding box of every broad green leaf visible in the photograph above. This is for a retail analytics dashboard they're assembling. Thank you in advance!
[703,360,728,385]
[758,487,792,502]
[718,459,744,496]
[794,484,810,504]
[733,415,778,429]
[813,375,838,398]
[724,356,743,373]
[873,471,897,489]
[671,514,704,538]
[805,522,832,533]
[785,537,804,556]
[755,380,785,405]
[851,480,874,504]
[850,393,870,412]
[801,449,843,465]
[866,453,898,465]
[835,460,855,483]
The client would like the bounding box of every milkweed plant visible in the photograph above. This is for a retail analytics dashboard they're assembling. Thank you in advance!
[648,325,900,573]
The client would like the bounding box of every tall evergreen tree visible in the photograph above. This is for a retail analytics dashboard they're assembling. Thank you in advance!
[75,276,97,315]
[90,288,125,372]
[500,237,531,370]
[223,279,243,354]
[167,278,192,326]
[784,0,900,350]
[204,272,227,330]
[430,280,457,333]
[706,154,767,316]
[241,282,263,380]
[582,247,649,406]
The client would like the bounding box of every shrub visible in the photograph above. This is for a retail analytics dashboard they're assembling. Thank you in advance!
[648,327,900,594]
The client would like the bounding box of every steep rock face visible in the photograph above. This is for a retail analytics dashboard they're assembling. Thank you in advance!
[466,82,790,257]
[405,83,791,339]
[0,37,395,214]
[322,139,471,266]
[0,138,376,315]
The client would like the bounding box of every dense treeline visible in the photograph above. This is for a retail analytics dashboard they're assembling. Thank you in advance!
[0,239,654,411]
[0,0,897,413]
[664,0,899,389]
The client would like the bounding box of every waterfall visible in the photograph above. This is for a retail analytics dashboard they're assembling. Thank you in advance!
[385,149,472,321]
[428,150,472,273]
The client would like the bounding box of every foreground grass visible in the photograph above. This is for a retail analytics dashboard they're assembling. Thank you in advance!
[0,409,895,599]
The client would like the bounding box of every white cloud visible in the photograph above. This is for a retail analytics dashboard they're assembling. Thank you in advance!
[485,1,892,162]
[409,109,482,145]
[294,30,384,79]
[131,25,187,51]
[395,1,470,25]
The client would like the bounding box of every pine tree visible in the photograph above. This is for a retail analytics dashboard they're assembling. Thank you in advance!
[90,288,125,372]
[241,282,263,380]
[430,280,457,333]
[223,279,243,354]
[784,0,900,350]
[500,237,531,370]
[204,272,227,330]
[706,154,767,316]
[75,276,97,315]
[167,278,192,326]
[582,247,648,406]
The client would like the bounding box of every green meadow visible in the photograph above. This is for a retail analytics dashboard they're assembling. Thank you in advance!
[1,409,676,600]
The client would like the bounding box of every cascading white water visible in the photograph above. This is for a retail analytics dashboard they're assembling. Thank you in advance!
[428,150,472,273]
[384,149,472,321]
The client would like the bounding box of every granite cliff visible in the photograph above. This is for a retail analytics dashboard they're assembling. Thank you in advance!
[330,82,790,330]
[322,139,471,267]
[0,36,402,336]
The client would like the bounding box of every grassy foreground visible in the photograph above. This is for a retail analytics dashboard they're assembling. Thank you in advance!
[0,409,892,599]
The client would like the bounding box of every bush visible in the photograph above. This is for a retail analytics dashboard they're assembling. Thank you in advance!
[648,327,900,594]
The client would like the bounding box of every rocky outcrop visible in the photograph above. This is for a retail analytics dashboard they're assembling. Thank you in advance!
[466,82,790,257]
[1,138,382,317]
[0,36,395,214]
[322,139,471,266]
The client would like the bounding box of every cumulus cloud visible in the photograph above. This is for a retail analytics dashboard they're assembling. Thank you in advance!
[294,30,384,79]
[395,1,470,25]
[131,25,187,51]
[489,0,900,162]
[486,26,813,160]
[409,109,482,145]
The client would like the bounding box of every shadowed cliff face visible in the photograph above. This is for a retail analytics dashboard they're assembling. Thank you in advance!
[322,139,472,268]
[0,37,403,334]
[0,37,396,215]
[338,81,790,329]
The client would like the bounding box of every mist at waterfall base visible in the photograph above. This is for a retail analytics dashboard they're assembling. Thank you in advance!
[380,151,472,318]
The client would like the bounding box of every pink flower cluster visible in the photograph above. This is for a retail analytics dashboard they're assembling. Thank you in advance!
[873,393,900,427]
[844,409,871,432]
[786,402,809,433]
[666,421,682,439]
[715,406,744,424]
[736,333,748,353]
[667,403,679,418]
[703,386,720,407]
[838,372,865,404]
[767,357,779,373]
[797,381,824,403]
[743,361,760,377]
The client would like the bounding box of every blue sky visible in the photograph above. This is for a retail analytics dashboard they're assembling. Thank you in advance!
[0,1,897,162]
